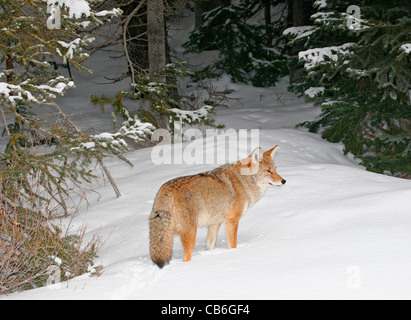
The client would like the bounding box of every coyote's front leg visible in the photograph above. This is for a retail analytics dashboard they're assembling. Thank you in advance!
[225,219,239,249]
[180,226,197,262]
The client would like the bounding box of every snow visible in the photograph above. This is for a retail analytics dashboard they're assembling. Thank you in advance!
[49,256,63,266]
[299,43,355,70]
[2,9,411,301]
[57,38,82,61]
[282,26,318,41]
[169,105,212,124]
[4,78,411,300]
[79,142,95,150]
[314,0,328,9]
[304,87,325,98]
[0,82,31,104]
[0,77,75,106]
[94,9,123,17]
[400,43,411,54]
[49,0,91,19]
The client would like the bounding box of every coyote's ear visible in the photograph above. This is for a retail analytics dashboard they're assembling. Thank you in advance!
[240,147,262,175]
[250,147,263,164]
[264,145,279,159]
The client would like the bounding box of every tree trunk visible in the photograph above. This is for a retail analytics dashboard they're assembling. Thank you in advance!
[6,55,13,82]
[287,0,314,82]
[147,0,170,129]
[147,0,166,76]
[287,0,313,27]
[264,0,272,47]
[165,18,179,100]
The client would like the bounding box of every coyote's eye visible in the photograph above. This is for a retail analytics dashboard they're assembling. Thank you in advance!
[266,169,272,174]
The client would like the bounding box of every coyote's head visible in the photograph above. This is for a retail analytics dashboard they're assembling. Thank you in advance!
[240,146,286,186]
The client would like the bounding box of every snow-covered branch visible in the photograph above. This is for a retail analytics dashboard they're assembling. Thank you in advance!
[298,43,355,70]
[72,111,155,155]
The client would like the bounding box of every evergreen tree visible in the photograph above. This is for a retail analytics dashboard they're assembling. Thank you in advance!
[0,0,138,214]
[184,0,289,87]
[284,0,411,177]
[0,0,130,293]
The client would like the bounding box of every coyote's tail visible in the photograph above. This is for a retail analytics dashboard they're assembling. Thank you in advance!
[149,210,174,268]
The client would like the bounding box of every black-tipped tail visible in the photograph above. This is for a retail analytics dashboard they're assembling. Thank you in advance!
[149,210,173,269]
[152,258,167,269]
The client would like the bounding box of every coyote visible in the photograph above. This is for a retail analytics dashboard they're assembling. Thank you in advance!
[149,146,286,268]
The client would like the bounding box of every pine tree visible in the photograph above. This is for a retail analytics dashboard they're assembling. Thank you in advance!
[0,0,133,213]
[184,0,289,87]
[284,0,411,177]
[0,0,132,293]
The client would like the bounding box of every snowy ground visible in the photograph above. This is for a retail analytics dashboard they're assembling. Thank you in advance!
[2,10,411,300]
[4,75,411,300]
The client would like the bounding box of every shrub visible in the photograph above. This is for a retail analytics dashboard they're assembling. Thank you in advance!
[0,173,102,295]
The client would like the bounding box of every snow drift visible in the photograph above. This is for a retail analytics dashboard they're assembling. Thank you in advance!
[2,7,410,300]
[3,77,411,300]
